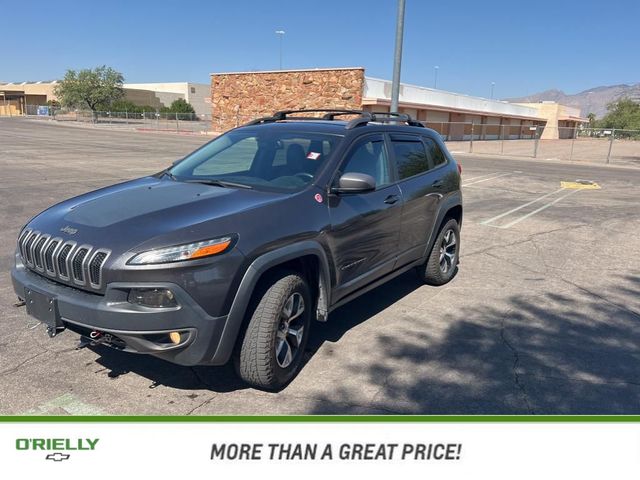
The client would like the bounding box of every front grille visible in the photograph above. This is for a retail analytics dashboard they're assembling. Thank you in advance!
[17,229,111,290]
[33,236,48,270]
[57,244,72,278]
[89,252,108,286]
[72,248,89,282]
[44,240,59,273]
[23,232,38,265]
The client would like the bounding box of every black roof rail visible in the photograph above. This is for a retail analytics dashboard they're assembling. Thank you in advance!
[346,111,425,129]
[243,109,365,126]
[243,109,425,129]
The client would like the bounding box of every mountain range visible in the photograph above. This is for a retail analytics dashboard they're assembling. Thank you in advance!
[505,83,640,118]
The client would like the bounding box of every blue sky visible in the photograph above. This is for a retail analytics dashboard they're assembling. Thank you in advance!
[3,0,638,98]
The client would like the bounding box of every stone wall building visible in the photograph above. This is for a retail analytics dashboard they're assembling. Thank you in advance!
[209,67,585,139]
[210,67,365,131]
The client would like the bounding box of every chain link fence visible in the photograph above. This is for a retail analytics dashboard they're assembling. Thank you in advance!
[436,123,640,167]
[24,105,214,134]
[20,106,640,166]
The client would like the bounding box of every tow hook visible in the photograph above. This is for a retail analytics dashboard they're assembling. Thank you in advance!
[90,330,112,345]
[77,331,112,349]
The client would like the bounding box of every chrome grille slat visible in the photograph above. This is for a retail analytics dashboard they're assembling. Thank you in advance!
[88,250,109,288]
[56,243,74,280]
[71,246,90,285]
[23,232,39,266]
[44,238,61,275]
[18,231,109,291]
[33,235,50,271]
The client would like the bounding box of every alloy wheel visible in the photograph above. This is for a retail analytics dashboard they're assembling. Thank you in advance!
[275,292,305,368]
[439,229,457,274]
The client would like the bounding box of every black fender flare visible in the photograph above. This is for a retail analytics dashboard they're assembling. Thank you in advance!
[210,240,332,364]
[422,191,463,260]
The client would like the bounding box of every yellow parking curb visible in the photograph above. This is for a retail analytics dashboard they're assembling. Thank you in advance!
[560,180,601,190]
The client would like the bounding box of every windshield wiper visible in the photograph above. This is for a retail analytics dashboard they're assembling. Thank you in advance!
[162,170,177,180]
[183,179,253,189]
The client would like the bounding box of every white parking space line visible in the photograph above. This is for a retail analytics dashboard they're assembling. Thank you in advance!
[480,188,565,225]
[481,188,581,229]
[498,189,580,229]
[460,172,506,183]
[462,172,511,186]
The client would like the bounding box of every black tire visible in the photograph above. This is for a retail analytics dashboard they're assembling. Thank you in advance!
[417,218,460,286]
[236,271,312,390]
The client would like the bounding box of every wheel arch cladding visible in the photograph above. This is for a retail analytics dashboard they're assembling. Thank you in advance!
[210,240,332,364]
[424,193,463,259]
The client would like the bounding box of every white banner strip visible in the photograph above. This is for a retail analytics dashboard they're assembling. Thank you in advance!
[2,422,639,479]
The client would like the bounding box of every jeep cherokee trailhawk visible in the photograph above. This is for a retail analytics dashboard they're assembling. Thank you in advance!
[12,110,462,390]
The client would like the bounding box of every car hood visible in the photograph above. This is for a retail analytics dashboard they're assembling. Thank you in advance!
[25,177,286,252]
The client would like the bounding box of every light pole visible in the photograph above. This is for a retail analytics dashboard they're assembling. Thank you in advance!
[275,30,285,70]
[434,66,439,89]
[490,82,495,99]
[390,0,406,113]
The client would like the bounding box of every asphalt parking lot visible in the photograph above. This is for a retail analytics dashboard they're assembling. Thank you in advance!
[1,117,639,415]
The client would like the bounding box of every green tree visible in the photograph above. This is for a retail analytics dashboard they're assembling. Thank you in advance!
[54,66,124,113]
[167,98,195,114]
[599,98,640,131]
[587,112,597,129]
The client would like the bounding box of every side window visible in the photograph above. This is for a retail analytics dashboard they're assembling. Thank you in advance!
[340,138,390,188]
[424,137,447,167]
[192,137,258,175]
[391,138,429,180]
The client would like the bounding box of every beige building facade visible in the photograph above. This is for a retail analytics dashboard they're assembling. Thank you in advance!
[514,101,586,139]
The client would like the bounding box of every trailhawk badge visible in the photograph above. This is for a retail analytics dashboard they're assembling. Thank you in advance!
[60,225,78,235]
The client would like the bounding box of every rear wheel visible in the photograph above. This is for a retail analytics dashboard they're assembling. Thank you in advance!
[236,271,312,390]
[418,218,460,285]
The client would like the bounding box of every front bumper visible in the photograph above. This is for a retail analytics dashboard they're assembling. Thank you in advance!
[11,262,230,366]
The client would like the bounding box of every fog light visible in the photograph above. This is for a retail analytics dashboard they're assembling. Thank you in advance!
[169,331,181,344]
[128,288,178,308]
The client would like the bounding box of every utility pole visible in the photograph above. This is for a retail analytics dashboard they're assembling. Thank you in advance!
[490,82,495,99]
[275,30,285,70]
[390,0,406,113]
[434,66,439,89]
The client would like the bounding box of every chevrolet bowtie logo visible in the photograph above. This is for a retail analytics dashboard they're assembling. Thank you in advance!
[46,452,71,462]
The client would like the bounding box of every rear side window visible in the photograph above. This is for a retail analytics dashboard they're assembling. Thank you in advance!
[424,137,447,167]
[391,139,429,180]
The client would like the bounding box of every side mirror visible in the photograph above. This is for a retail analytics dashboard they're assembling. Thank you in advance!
[333,172,376,194]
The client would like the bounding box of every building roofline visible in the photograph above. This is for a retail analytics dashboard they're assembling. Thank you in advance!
[364,75,514,105]
[362,97,545,122]
[210,67,365,76]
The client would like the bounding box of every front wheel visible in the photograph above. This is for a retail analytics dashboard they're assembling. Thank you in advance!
[417,219,460,285]
[236,271,312,390]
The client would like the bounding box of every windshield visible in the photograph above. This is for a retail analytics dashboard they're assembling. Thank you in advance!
[170,128,343,192]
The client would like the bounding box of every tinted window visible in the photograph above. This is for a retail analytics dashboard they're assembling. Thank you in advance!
[340,138,390,188]
[424,137,447,167]
[392,140,429,179]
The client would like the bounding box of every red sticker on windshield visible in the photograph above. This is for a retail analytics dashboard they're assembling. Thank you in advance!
[307,152,321,160]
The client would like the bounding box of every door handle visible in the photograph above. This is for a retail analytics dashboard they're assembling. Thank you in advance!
[384,194,400,205]
[431,180,444,188]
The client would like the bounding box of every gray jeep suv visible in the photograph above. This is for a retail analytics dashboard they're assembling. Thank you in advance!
[11,110,462,390]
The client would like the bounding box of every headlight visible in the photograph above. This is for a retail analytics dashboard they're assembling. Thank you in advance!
[128,236,234,265]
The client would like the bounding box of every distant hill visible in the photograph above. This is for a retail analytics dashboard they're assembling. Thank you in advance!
[505,84,640,118]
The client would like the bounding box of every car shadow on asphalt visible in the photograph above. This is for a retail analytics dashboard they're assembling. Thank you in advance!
[88,270,426,395]
[306,272,640,414]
